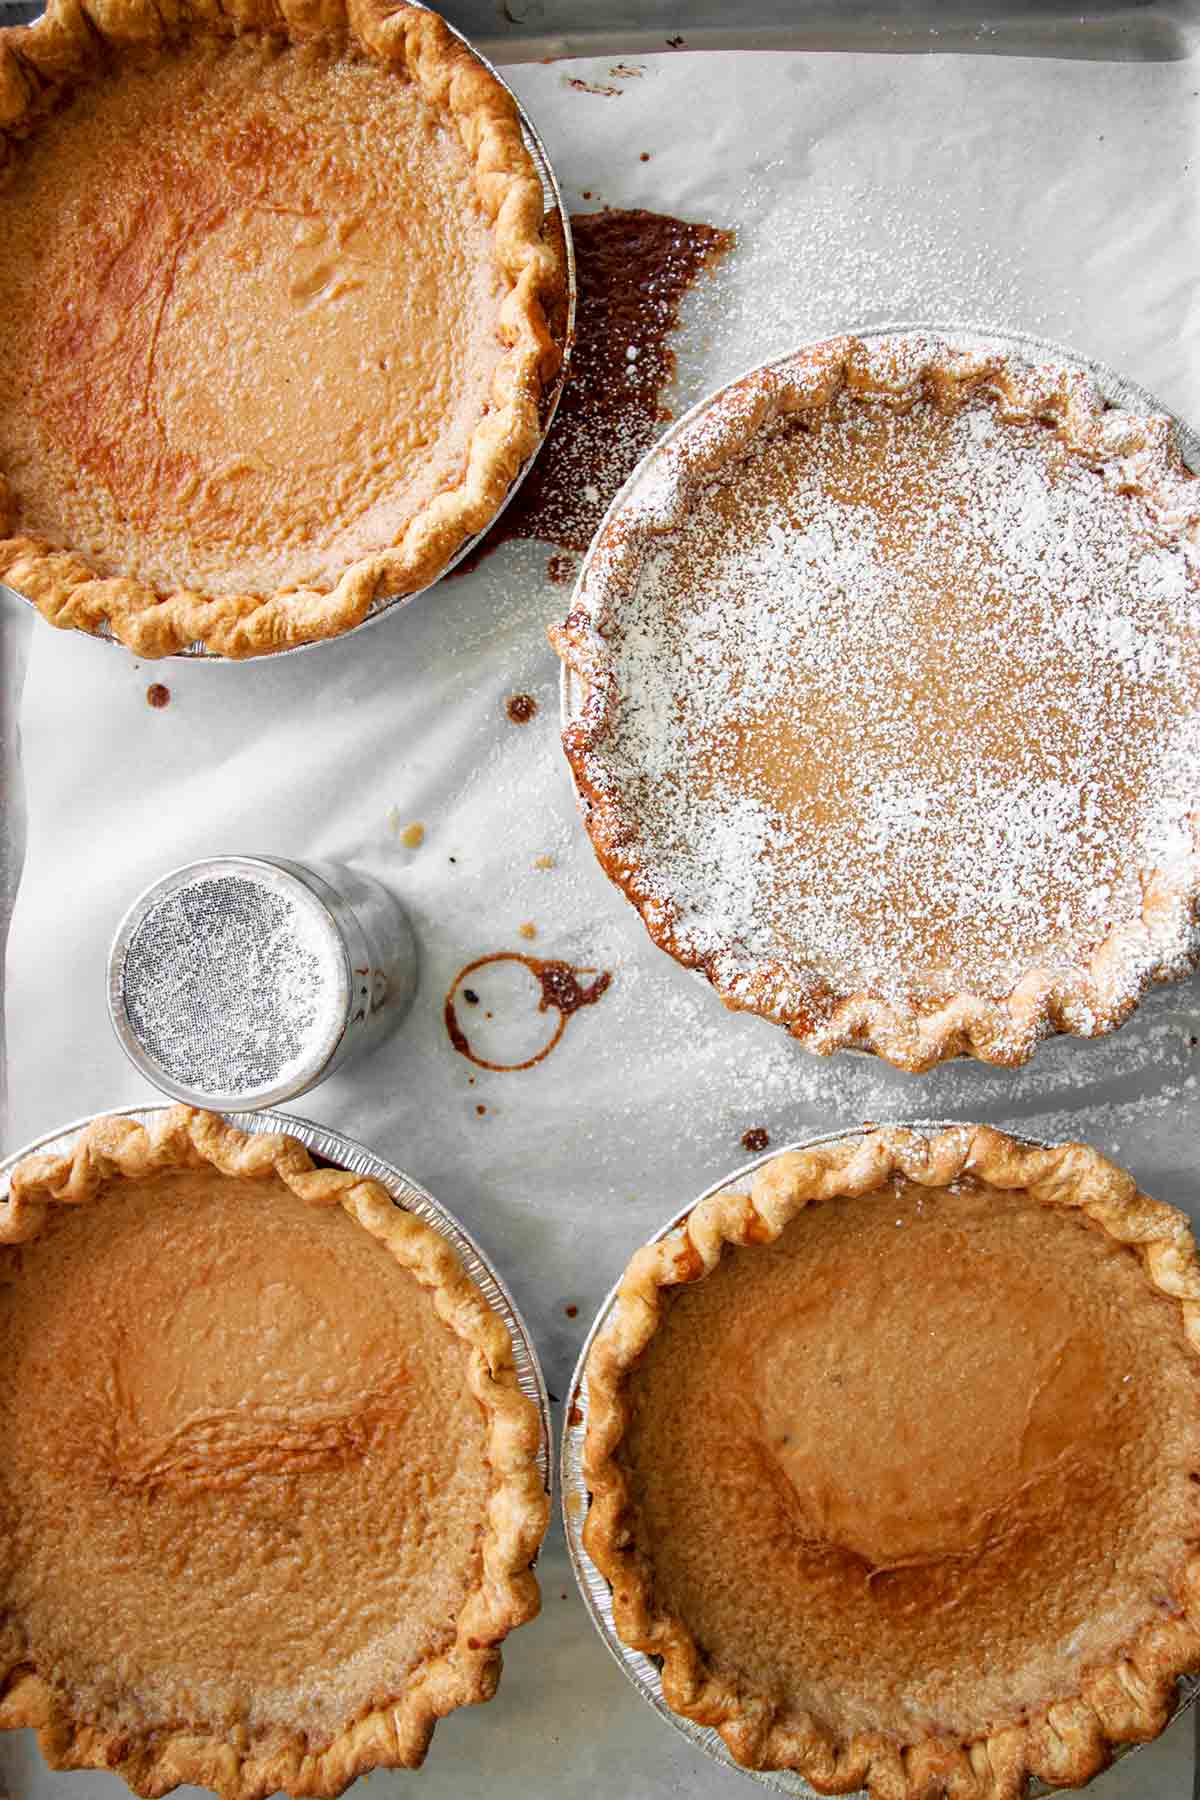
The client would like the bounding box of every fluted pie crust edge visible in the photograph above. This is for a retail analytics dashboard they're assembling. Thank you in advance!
[0,1106,549,1798]
[550,335,1200,1072]
[0,0,562,657]
[581,1125,1200,1800]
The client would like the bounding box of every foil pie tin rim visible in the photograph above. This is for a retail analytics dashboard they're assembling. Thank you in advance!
[7,4,576,664]
[107,857,356,1113]
[559,1118,1200,1800]
[558,316,1200,731]
[0,1102,553,1499]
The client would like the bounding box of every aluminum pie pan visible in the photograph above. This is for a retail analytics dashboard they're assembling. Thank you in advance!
[556,321,1200,1060]
[0,1103,552,1500]
[560,1118,1200,1800]
[6,4,576,663]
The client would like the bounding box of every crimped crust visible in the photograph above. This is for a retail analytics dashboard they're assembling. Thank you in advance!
[582,1125,1200,1799]
[0,0,562,658]
[551,333,1200,1072]
[0,1106,549,1799]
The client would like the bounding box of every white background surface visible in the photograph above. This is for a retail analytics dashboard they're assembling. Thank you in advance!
[2,36,1200,1800]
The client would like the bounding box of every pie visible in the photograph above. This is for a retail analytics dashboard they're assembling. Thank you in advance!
[551,333,1200,1071]
[582,1125,1200,1798]
[0,0,562,657]
[0,1106,548,1797]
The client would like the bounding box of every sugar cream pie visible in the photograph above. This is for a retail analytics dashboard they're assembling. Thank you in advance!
[582,1125,1200,1798]
[0,0,562,657]
[0,1107,548,1798]
[551,334,1200,1071]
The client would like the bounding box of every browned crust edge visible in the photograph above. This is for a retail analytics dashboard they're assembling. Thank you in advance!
[0,0,564,658]
[581,1124,1200,1800]
[0,1105,550,1799]
[550,333,1200,1073]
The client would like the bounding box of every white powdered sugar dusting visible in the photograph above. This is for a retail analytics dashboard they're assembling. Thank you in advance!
[582,374,1200,1022]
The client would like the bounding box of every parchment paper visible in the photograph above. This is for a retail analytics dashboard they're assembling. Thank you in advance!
[2,39,1200,1799]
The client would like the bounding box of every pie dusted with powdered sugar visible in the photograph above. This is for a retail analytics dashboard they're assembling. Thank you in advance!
[0,0,562,657]
[551,333,1200,1072]
[582,1125,1200,1798]
[0,1107,548,1798]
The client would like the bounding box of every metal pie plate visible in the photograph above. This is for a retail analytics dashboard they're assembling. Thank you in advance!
[560,1119,1200,1799]
[6,4,576,662]
[0,1103,552,1499]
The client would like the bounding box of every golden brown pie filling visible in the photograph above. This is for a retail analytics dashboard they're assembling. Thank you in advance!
[623,1181,1200,1742]
[0,1110,547,1797]
[0,38,505,600]
[0,0,561,654]
[583,1130,1200,1797]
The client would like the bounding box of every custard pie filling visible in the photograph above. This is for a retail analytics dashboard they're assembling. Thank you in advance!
[582,1128,1200,1794]
[555,336,1200,1067]
[0,37,506,598]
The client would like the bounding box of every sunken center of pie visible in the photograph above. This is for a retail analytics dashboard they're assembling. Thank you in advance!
[604,392,1200,1000]
[622,1180,1200,1741]
[0,36,506,595]
[0,1168,492,1747]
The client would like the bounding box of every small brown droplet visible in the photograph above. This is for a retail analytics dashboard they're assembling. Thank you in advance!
[564,1303,578,1319]
[639,150,651,161]
[400,821,424,849]
[476,1104,487,1116]
[518,921,537,941]
[741,1126,770,1153]
[568,1403,584,1428]
[506,692,538,724]
[146,683,171,709]
[581,189,593,199]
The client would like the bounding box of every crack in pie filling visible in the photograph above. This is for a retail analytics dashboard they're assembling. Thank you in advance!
[0,1108,548,1799]
[581,1127,1200,1800]
[552,334,1200,1071]
[0,0,562,657]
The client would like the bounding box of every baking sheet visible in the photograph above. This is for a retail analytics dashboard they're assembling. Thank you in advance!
[3,30,1200,1800]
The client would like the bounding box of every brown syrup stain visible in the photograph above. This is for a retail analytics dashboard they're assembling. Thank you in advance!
[741,1127,771,1153]
[506,691,539,724]
[444,951,612,1072]
[567,76,622,97]
[564,1303,578,1319]
[568,1403,584,1427]
[146,683,171,708]
[456,209,734,564]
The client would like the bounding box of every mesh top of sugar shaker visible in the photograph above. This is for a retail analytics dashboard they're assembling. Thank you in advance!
[119,869,347,1101]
